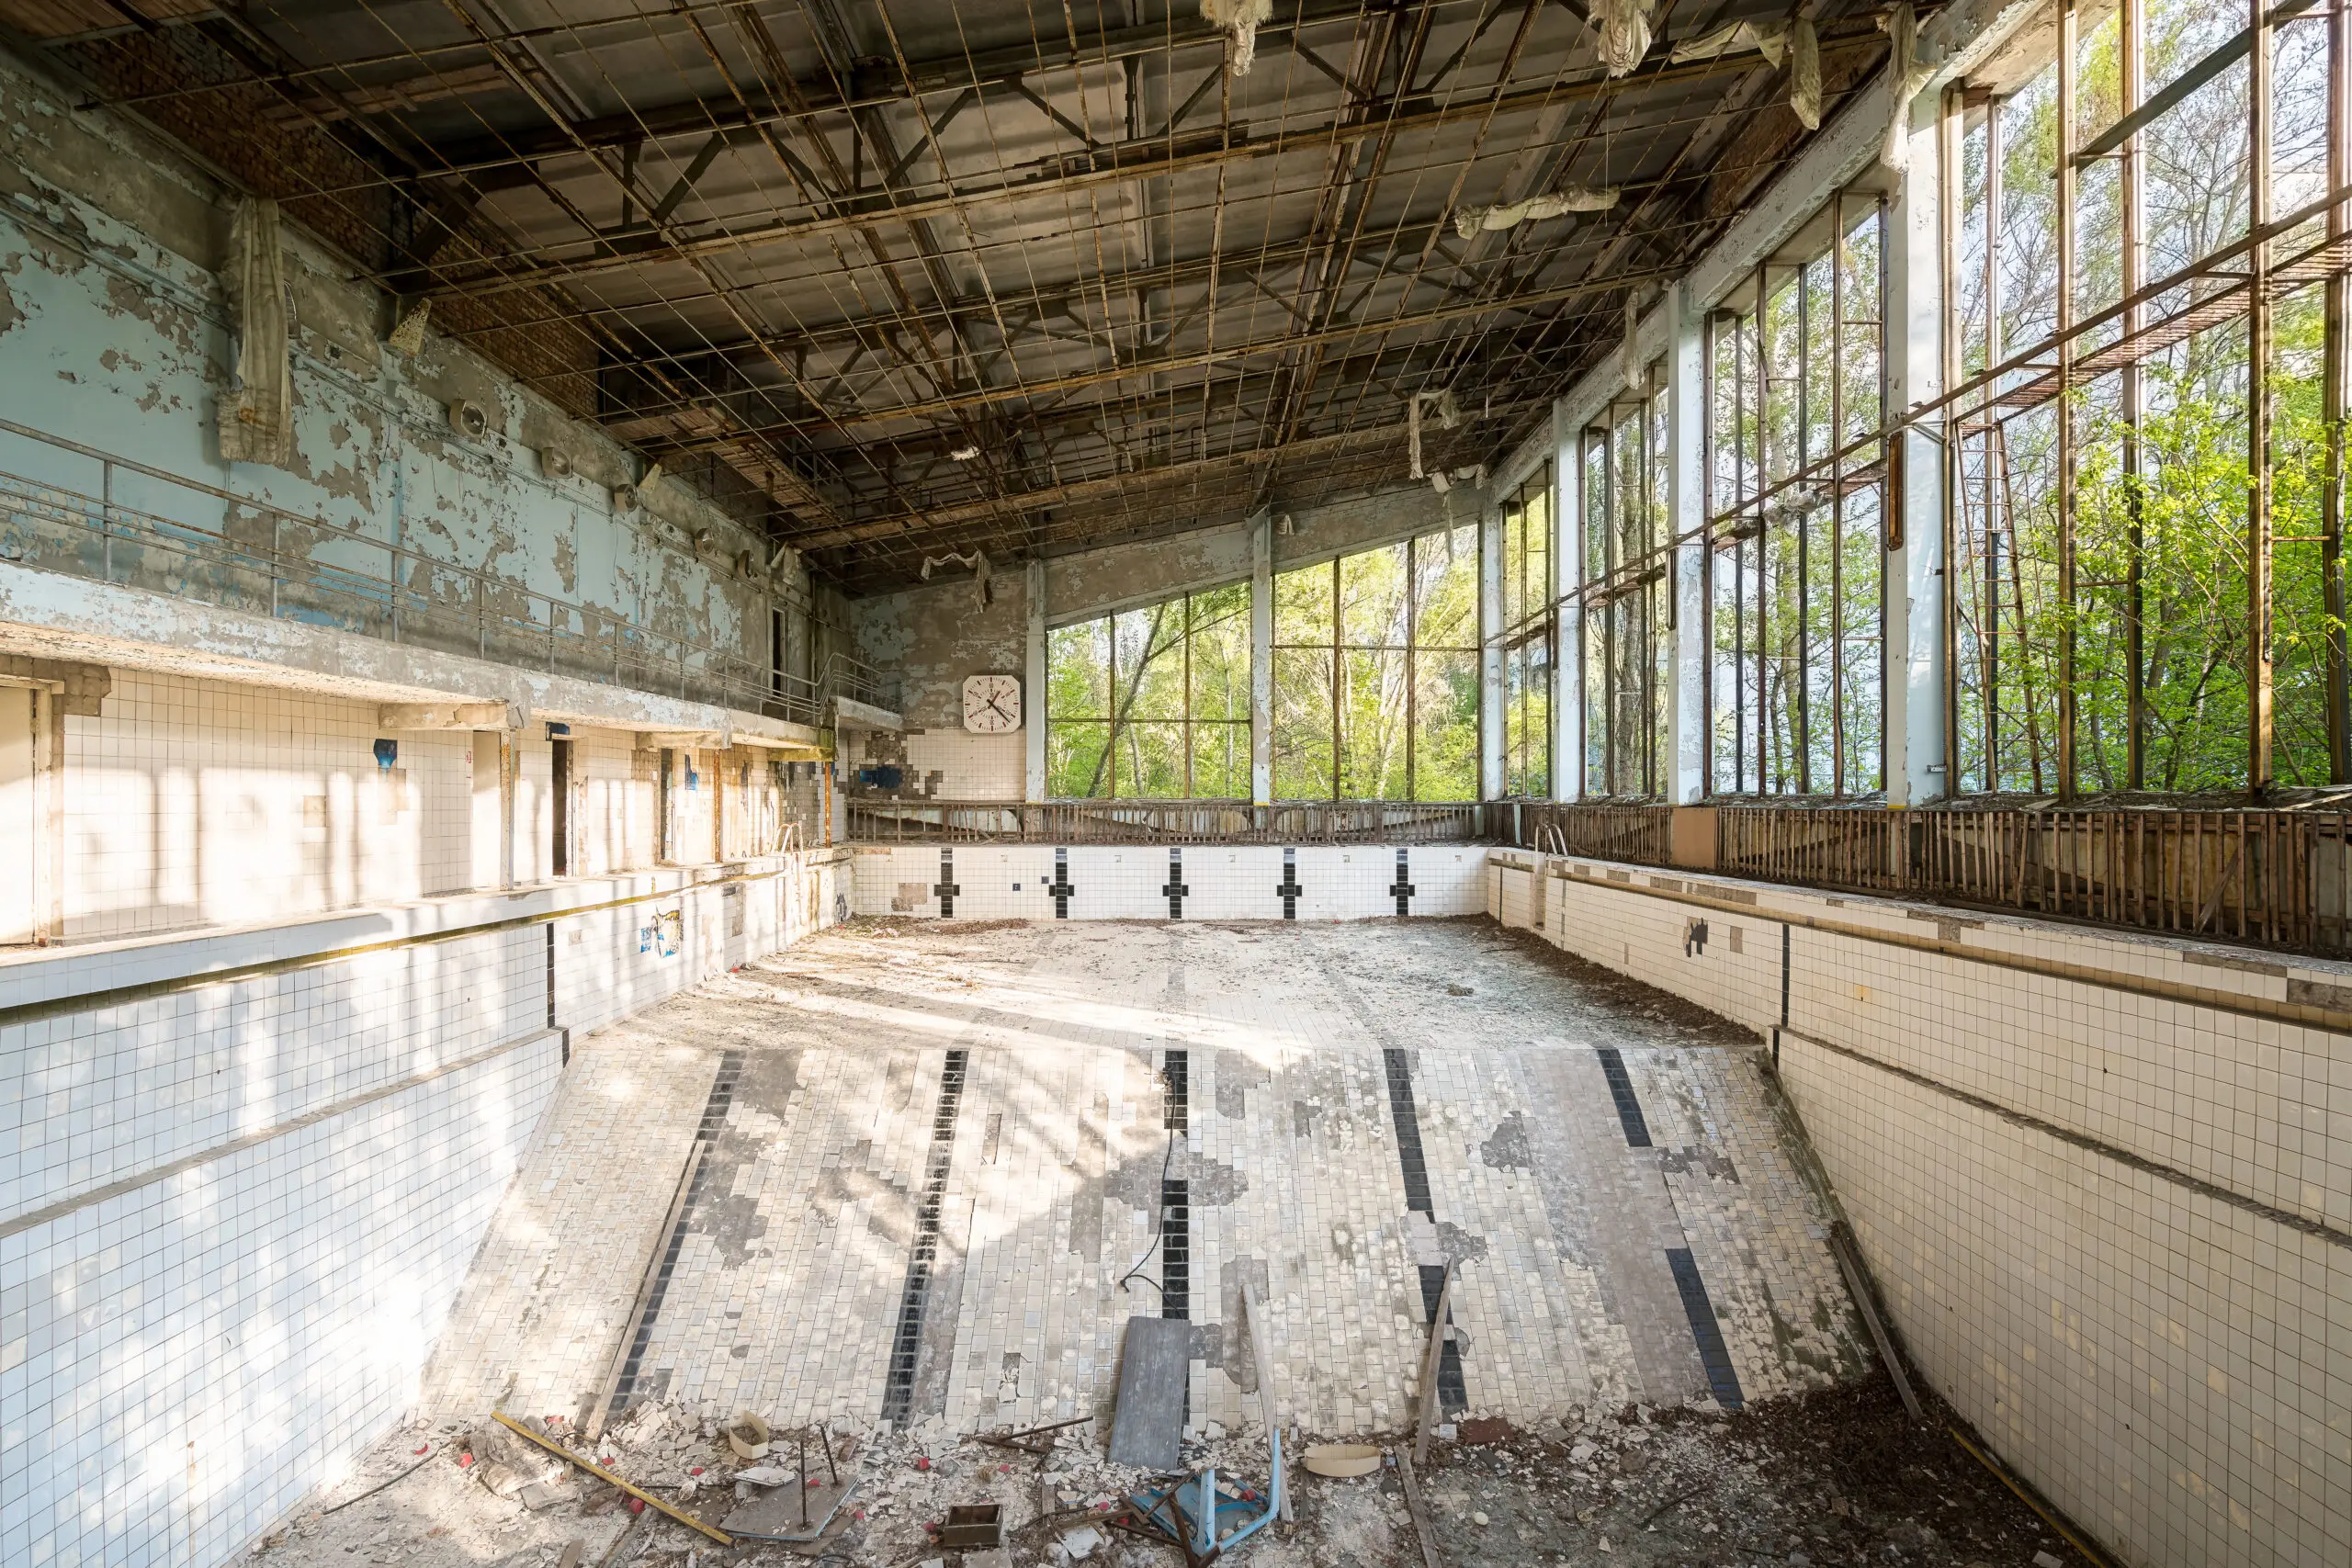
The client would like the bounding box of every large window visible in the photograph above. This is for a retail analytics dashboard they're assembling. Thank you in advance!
[1046,585,1250,797]
[1948,0,2340,793]
[1707,194,1887,796]
[1582,369,1673,796]
[1272,528,1480,800]
[1500,467,1554,796]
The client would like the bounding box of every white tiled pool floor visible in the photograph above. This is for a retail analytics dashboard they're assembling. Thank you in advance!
[422,917,1868,1439]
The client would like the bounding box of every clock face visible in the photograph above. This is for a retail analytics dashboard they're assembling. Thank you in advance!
[963,673,1022,734]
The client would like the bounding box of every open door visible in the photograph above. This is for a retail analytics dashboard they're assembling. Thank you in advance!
[0,686,37,944]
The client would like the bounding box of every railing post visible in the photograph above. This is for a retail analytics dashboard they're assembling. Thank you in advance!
[100,459,113,582]
[476,573,486,658]
[268,512,278,619]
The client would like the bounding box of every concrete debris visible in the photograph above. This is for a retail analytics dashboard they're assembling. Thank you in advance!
[1452,186,1619,239]
[1791,19,1823,130]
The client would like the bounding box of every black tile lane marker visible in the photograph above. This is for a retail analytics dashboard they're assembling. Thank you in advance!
[1162,849,1189,920]
[1595,1046,1653,1147]
[882,1048,971,1427]
[1381,1046,1468,1412]
[1666,1247,1746,1408]
[1160,1050,1190,1321]
[934,848,960,918]
[606,1049,744,1419]
[1391,848,1415,915]
[1276,847,1303,919]
[1050,848,1077,919]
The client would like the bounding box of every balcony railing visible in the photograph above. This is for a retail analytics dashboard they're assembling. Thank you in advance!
[848,799,1485,844]
[0,418,890,727]
[1487,800,2352,959]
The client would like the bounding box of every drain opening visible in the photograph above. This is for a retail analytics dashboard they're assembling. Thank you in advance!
[607,1050,743,1418]
[1161,1049,1190,1319]
[880,1049,970,1427]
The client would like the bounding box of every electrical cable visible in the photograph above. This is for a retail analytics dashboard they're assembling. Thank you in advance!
[1114,1125,1180,1298]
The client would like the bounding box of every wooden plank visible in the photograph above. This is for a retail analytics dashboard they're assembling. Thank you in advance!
[1411,1269,1453,1466]
[492,1414,732,1546]
[1240,1288,1292,1522]
[1107,1315,1191,1471]
[1396,1450,1448,1568]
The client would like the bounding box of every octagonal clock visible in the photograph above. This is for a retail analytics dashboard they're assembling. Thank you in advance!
[962,672,1023,734]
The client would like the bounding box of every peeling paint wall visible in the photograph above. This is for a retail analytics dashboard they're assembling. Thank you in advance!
[0,51,820,690]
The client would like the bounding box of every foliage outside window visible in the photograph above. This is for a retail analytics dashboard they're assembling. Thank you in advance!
[1046,585,1250,797]
[1500,466,1555,797]
[1950,0,2338,793]
[1707,195,1887,797]
[1582,369,1673,796]
[1272,528,1480,800]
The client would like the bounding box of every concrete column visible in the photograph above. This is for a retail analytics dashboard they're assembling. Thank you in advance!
[1024,557,1047,803]
[498,728,518,889]
[1552,404,1584,800]
[1885,92,1950,807]
[1250,511,1273,805]
[1479,500,1505,799]
[1667,284,1710,805]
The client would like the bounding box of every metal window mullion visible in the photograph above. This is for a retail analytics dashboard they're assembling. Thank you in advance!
[2124,0,2151,790]
[2249,0,2276,791]
[1832,195,1849,798]
[2056,0,2080,800]
[2329,0,2352,781]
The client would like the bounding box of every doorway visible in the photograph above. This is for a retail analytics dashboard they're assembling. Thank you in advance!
[550,736,572,876]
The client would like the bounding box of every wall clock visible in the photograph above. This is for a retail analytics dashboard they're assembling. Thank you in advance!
[962,673,1022,734]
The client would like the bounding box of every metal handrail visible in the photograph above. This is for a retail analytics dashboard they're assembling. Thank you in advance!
[846,798,1485,844]
[0,417,891,726]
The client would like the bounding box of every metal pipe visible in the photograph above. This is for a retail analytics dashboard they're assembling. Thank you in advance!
[2251,0,2276,792]
[2056,0,2079,800]
[2331,0,2352,781]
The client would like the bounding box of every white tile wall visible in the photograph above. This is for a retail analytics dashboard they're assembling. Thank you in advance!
[0,845,854,1568]
[1510,850,2352,1568]
[851,843,1485,921]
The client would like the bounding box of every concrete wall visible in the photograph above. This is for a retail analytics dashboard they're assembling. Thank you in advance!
[853,842,1484,921]
[0,50,828,694]
[0,847,853,1568]
[1488,849,2352,1568]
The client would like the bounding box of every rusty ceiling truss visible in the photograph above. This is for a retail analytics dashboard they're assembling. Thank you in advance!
[4,0,1894,592]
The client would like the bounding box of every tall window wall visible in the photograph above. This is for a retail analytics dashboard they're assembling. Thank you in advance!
[1046,585,1250,797]
[1708,195,1888,796]
[1949,0,2343,793]
[1499,467,1555,796]
[1581,368,1673,796]
[1272,527,1480,800]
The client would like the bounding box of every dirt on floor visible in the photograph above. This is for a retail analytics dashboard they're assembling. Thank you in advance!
[249,1375,2090,1568]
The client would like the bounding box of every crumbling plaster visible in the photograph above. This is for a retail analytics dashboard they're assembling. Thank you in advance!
[0,50,820,681]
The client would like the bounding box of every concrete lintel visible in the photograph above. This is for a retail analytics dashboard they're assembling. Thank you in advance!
[638,729,729,750]
[379,701,523,731]
[831,695,904,732]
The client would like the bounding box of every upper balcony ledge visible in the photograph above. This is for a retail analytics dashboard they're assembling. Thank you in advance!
[0,558,823,752]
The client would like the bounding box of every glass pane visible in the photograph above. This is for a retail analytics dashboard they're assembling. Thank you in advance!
[1114,604,1184,720]
[1048,720,1111,797]
[1114,721,1187,798]
[1189,722,1249,799]
[1188,584,1252,728]
[1048,619,1110,718]
[1274,558,1335,646]
[1341,542,1410,647]
[1340,648,1408,798]
[1273,646,1335,798]
[1412,649,1478,801]
[1414,527,1479,648]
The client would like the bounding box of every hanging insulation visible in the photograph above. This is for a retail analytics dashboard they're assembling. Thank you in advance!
[1790,19,1822,130]
[1453,186,1619,240]
[1201,0,1274,76]
[217,198,292,467]
[1593,0,1652,77]
[1620,291,1644,393]
[1879,4,1929,170]
[1668,20,1786,66]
